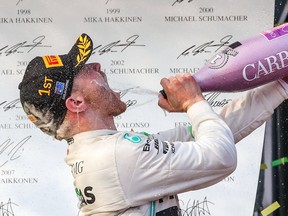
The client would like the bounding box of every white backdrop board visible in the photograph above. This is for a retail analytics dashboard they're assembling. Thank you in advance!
[0,0,274,215]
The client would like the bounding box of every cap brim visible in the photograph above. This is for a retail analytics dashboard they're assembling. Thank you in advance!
[67,33,93,75]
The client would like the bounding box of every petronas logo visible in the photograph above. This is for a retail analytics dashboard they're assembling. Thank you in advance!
[124,133,142,144]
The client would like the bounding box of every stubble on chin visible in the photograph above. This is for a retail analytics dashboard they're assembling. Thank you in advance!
[113,101,127,116]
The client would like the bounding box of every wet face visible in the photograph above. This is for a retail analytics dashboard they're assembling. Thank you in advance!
[73,63,127,116]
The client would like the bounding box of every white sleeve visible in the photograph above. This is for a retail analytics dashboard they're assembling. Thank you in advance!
[116,100,236,205]
[220,81,288,143]
[156,126,194,143]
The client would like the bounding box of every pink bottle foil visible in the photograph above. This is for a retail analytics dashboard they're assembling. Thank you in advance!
[194,23,288,92]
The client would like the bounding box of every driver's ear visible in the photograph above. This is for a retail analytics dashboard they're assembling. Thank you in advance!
[66,95,87,113]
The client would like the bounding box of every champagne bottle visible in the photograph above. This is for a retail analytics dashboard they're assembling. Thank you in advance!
[160,23,288,99]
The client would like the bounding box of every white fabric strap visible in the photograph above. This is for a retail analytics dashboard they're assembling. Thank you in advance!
[278,79,288,94]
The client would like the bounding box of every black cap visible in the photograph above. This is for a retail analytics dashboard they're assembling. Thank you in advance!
[18,33,93,137]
